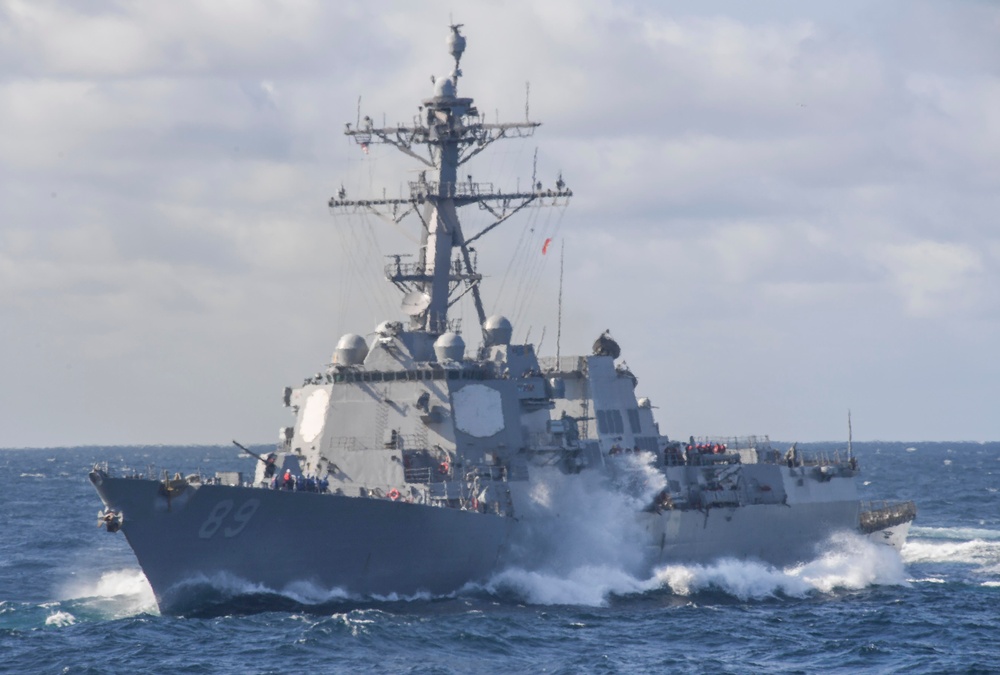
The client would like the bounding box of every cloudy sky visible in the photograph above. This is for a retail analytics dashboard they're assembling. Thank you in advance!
[2,0,998,447]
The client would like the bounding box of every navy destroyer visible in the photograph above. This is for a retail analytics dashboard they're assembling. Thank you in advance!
[89,25,915,614]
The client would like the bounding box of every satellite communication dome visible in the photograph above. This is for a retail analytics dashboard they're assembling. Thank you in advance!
[483,314,513,346]
[401,290,431,316]
[434,332,466,362]
[434,76,456,99]
[332,334,369,366]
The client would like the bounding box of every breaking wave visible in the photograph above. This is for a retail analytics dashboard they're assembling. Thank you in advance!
[484,565,656,606]
[159,573,441,616]
[657,532,907,599]
[44,610,76,627]
[481,452,906,606]
[0,569,159,629]
[503,455,664,577]
[487,532,907,606]
[59,568,158,619]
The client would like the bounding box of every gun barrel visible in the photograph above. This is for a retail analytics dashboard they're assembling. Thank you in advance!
[232,440,267,463]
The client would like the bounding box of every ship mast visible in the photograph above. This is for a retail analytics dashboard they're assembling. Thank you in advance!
[330,24,572,337]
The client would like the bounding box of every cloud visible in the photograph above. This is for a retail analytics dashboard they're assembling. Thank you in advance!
[873,241,987,318]
[2,0,1000,445]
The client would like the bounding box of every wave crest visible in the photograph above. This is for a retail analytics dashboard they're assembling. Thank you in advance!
[485,533,906,606]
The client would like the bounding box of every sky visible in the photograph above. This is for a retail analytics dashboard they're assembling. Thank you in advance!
[1,0,999,447]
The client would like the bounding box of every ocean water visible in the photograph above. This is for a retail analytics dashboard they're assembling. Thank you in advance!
[1,442,998,674]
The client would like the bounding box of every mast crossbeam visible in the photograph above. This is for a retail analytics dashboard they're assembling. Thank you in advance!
[331,25,570,334]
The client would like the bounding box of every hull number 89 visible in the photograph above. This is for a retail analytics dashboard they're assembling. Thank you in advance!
[198,499,260,539]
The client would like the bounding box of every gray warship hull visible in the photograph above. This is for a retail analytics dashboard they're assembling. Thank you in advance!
[91,472,509,613]
[645,501,859,565]
[92,463,906,613]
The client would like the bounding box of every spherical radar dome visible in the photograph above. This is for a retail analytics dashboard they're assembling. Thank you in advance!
[434,76,456,99]
[331,334,369,366]
[434,332,465,362]
[483,315,513,346]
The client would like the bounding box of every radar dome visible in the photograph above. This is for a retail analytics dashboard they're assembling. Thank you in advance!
[332,334,369,366]
[434,77,456,99]
[483,315,513,346]
[434,332,465,362]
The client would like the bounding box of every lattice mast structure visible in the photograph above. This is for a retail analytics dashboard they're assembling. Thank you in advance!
[329,25,572,338]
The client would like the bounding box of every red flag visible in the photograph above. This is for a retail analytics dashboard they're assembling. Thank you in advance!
[542,237,552,255]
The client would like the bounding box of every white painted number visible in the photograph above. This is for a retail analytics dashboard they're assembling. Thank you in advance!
[198,500,233,539]
[198,498,260,539]
[223,499,260,538]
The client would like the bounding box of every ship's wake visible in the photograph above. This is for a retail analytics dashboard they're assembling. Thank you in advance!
[902,525,1000,584]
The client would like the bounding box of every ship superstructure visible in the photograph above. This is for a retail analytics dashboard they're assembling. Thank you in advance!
[89,25,915,614]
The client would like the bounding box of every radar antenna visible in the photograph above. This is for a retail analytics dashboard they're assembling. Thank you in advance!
[330,25,572,337]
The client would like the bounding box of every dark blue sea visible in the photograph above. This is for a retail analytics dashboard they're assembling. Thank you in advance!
[1,442,997,674]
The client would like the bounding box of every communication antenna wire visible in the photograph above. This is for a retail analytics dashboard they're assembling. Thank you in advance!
[557,240,564,361]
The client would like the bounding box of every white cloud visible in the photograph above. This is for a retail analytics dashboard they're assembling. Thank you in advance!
[1,0,999,445]
[874,241,986,317]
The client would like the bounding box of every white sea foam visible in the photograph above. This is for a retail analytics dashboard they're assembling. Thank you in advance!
[505,457,664,579]
[484,449,906,606]
[656,532,908,600]
[169,571,437,608]
[654,558,811,599]
[910,526,1000,541]
[172,572,346,605]
[902,538,1000,568]
[487,532,907,606]
[60,569,157,617]
[478,454,671,606]
[282,581,355,604]
[44,611,76,627]
[485,565,656,606]
[902,526,1000,584]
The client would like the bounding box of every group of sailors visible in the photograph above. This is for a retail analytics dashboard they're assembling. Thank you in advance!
[659,442,738,467]
[610,441,733,467]
[689,443,729,454]
[607,444,643,456]
[269,469,329,493]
